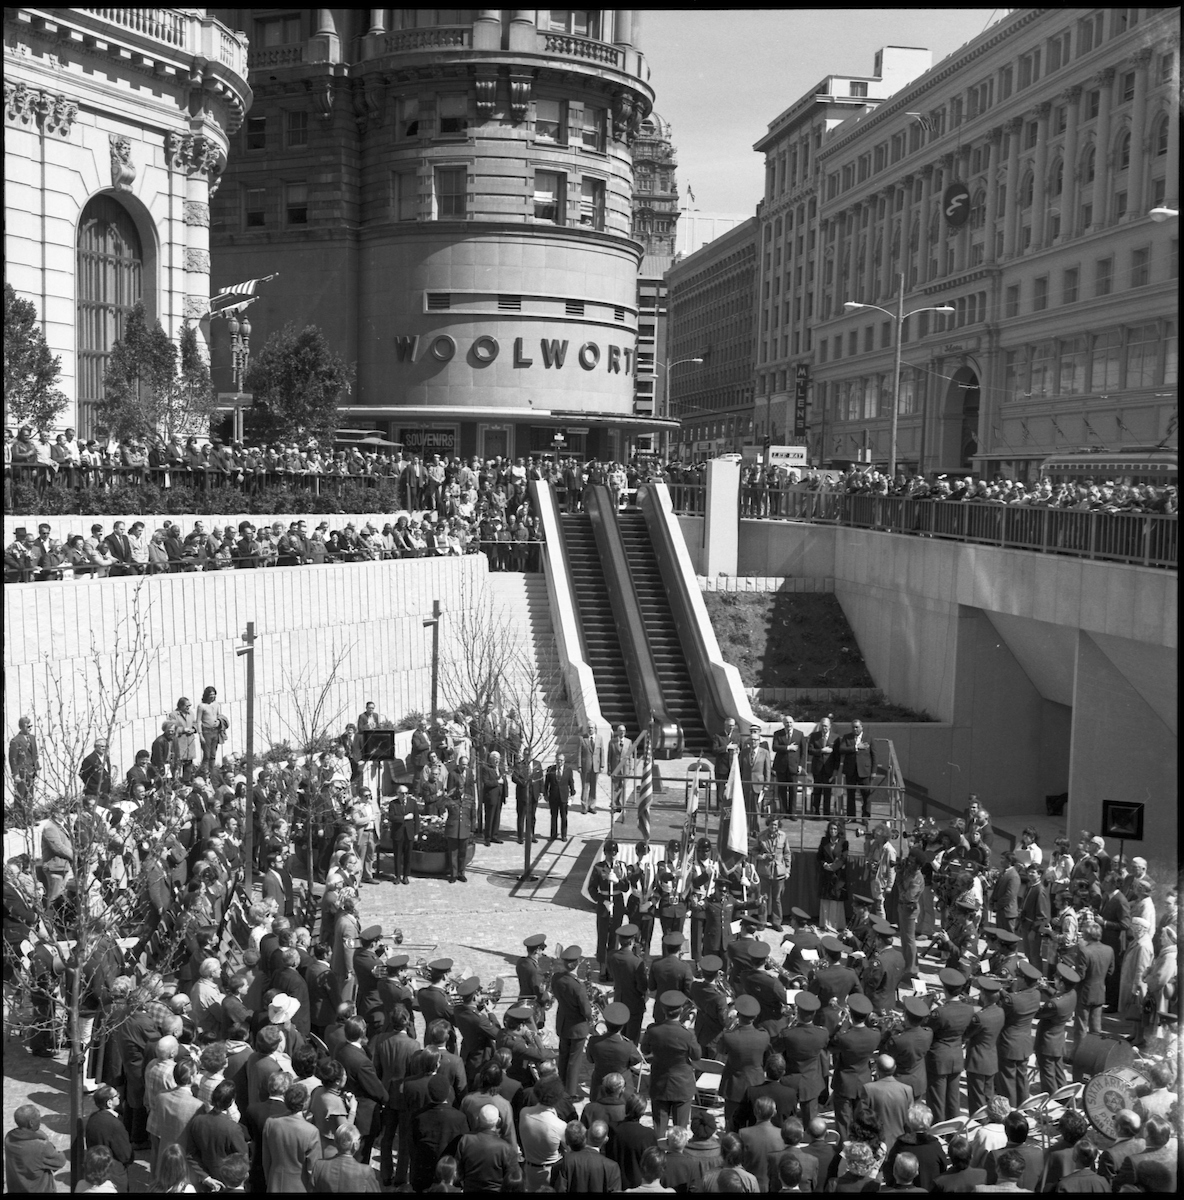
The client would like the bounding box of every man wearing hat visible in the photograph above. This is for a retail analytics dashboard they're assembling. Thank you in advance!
[499,1007,556,1089]
[590,840,630,973]
[862,922,906,1013]
[690,955,730,1059]
[516,934,550,1018]
[606,925,649,1044]
[743,941,788,1031]
[376,953,416,1037]
[418,958,457,1052]
[810,935,864,1036]
[964,977,1005,1113]
[1034,964,1080,1095]
[925,968,974,1121]
[640,990,701,1137]
[453,977,500,1079]
[996,960,1043,1105]
[844,894,877,960]
[832,994,881,1140]
[351,926,386,1023]
[727,914,764,989]
[650,932,694,1023]
[586,1001,644,1100]
[740,723,772,823]
[1074,920,1113,1040]
[552,946,592,1100]
[983,926,1023,982]
[719,993,771,1129]
[775,993,829,1122]
[886,997,934,1101]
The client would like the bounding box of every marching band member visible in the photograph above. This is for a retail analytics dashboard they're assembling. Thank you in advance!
[740,941,788,1033]
[885,997,934,1102]
[605,923,649,1045]
[925,967,974,1122]
[516,933,550,1026]
[963,976,1004,1113]
[649,932,694,1024]
[861,921,906,1014]
[552,945,592,1100]
[830,993,880,1140]
[453,976,501,1080]
[640,989,701,1138]
[996,960,1043,1106]
[689,954,730,1060]
[810,935,864,1038]
[586,1001,644,1100]
[718,994,769,1130]
[775,993,829,1123]
[1033,963,1080,1095]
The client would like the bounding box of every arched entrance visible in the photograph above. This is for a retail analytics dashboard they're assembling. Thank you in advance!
[937,363,980,473]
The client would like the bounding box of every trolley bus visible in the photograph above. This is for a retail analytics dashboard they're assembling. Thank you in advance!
[1038,447,1177,487]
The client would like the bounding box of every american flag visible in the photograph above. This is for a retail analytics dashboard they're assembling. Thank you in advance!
[907,112,934,134]
[204,275,277,318]
[635,747,654,840]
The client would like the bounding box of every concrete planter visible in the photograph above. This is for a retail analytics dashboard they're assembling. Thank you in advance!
[410,842,475,876]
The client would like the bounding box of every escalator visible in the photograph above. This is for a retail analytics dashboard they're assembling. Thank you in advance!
[615,511,712,754]
[558,512,640,733]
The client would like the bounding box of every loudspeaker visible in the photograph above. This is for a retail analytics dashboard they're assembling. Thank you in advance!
[360,729,395,761]
[1071,1032,1135,1082]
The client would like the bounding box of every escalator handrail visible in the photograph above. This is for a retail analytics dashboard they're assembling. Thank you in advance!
[585,485,682,755]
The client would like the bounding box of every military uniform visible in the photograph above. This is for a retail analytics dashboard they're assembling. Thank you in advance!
[590,857,630,970]
[417,980,457,1053]
[926,999,975,1121]
[1034,988,1077,1095]
[996,984,1041,1106]
[830,1014,881,1140]
[809,960,863,1038]
[719,1019,771,1130]
[963,1000,1004,1112]
[862,945,906,1012]
[606,944,649,1044]
[843,908,877,959]
[586,1027,644,1099]
[690,974,730,1059]
[516,955,547,1007]
[744,965,788,1032]
[650,953,694,1024]
[885,1022,933,1100]
[453,997,499,1078]
[776,1013,830,1123]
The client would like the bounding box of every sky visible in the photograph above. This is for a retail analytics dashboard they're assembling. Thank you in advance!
[642,8,1007,215]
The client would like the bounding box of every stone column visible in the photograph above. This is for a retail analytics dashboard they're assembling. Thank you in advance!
[1002,118,1023,257]
[1090,68,1116,227]
[845,207,859,302]
[368,9,386,35]
[1127,49,1152,215]
[1031,102,1052,247]
[983,128,1002,263]
[1167,50,1181,207]
[900,174,915,287]
[919,165,934,283]
[473,9,502,50]
[613,10,634,47]
[880,190,895,295]
[863,193,878,297]
[956,145,973,270]
[509,9,536,52]
[1060,88,1081,236]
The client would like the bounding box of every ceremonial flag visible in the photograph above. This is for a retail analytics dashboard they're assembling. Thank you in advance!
[906,111,933,134]
[636,748,653,841]
[202,274,277,319]
[721,750,747,856]
[686,183,696,203]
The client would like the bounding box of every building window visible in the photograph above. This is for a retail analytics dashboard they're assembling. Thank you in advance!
[398,96,420,139]
[1054,105,1067,135]
[579,177,605,229]
[580,105,606,152]
[1089,329,1121,390]
[999,64,1013,99]
[1033,276,1049,311]
[890,132,905,162]
[881,321,891,349]
[1160,52,1175,86]
[1078,10,1104,55]
[1048,29,1071,73]
[285,111,308,148]
[1080,201,1093,231]
[1125,323,1160,387]
[548,9,599,38]
[1087,89,1100,119]
[1130,246,1150,287]
[77,195,144,437]
[1059,336,1087,395]
[437,94,468,136]
[1024,120,1039,150]
[1062,267,1079,304]
[393,172,418,221]
[1083,146,1096,184]
[434,166,467,218]
[1118,131,1131,170]
[863,325,874,353]
[1005,284,1020,317]
[244,187,267,227]
[534,171,565,223]
[285,183,308,224]
[535,98,566,143]
[848,330,858,356]
[1114,191,1128,221]
[1019,49,1041,89]
[1003,350,1024,401]
[849,81,868,97]
[255,14,301,46]
[1029,340,1056,396]
[1121,71,1136,102]
[1095,257,1113,296]
[245,116,266,151]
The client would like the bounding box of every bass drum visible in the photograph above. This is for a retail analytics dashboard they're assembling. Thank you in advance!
[1071,1032,1135,1082]
[1083,1067,1145,1140]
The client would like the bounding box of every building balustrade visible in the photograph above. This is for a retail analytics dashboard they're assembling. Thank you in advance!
[382,25,472,54]
[69,8,249,79]
[247,42,305,68]
[540,31,622,67]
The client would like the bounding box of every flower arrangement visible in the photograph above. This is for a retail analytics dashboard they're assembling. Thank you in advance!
[415,813,448,853]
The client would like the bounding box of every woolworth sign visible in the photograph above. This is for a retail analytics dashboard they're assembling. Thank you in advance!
[392,334,636,373]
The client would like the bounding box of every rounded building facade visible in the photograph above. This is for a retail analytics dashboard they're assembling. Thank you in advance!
[211,9,659,460]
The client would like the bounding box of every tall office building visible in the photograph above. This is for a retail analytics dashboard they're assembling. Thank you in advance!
[210,9,658,461]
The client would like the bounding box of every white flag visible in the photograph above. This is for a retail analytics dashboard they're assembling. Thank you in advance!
[724,751,747,856]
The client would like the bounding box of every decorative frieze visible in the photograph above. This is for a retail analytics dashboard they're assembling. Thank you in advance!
[3,81,78,135]
[183,201,209,227]
[475,71,497,119]
[109,134,135,191]
[509,73,531,123]
[184,248,210,273]
[184,295,209,320]
[164,131,223,176]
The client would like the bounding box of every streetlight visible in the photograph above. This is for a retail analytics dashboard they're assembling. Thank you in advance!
[844,273,954,478]
[422,600,441,724]
[226,309,253,393]
[1149,206,1179,222]
[656,356,704,457]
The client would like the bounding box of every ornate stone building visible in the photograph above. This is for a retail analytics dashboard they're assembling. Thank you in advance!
[209,8,657,461]
[4,8,251,436]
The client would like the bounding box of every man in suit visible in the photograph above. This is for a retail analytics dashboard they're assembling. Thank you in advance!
[712,718,742,810]
[1034,963,1079,1095]
[718,994,771,1130]
[262,1082,323,1192]
[1098,874,1130,1012]
[733,1051,800,1130]
[443,787,477,883]
[995,961,1042,1105]
[831,993,881,1140]
[754,816,793,930]
[408,1070,468,1190]
[837,719,878,820]
[241,1070,290,1192]
[310,1123,380,1192]
[552,946,592,1099]
[551,1119,622,1191]
[385,786,419,885]
[452,977,500,1081]
[776,992,830,1123]
[269,948,312,1038]
[771,714,807,817]
[40,806,75,907]
[1096,1109,1145,1186]
[578,724,605,813]
[512,755,544,844]
[479,750,507,845]
[372,1007,420,1186]
[963,977,1005,1113]
[605,924,649,1045]
[544,752,576,841]
[334,1016,388,1164]
[739,724,772,823]
[78,738,113,798]
[887,997,934,1101]
[806,717,837,816]
[738,1095,784,1190]
[586,1002,644,1100]
[409,716,431,774]
[590,840,630,972]
[649,931,695,1024]
[640,989,701,1137]
[926,968,975,1121]
[607,725,633,815]
[768,1117,820,1193]
[991,854,1022,934]
[860,1054,915,1153]
[104,520,134,574]
[1074,919,1114,1039]
[1018,865,1050,970]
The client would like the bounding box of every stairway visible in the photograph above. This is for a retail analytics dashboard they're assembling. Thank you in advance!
[559,513,641,734]
[616,511,711,754]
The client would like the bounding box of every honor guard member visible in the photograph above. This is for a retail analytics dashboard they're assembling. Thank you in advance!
[984,928,1023,981]
[516,934,549,1014]
[996,960,1043,1106]
[586,1001,644,1100]
[886,997,934,1101]
[719,994,770,1130]
[810,935,864,1036]
[862,921,906,1013]
[453,977,500,1080]
[690,955,730,1059]
[552,946,592,1100]
[499,1005,555,1088]
[776,993,829,1123]
[727,916,764,989]
[377,953,417,1037]
[641,990,702,1138]
[963,976,1005,1113]
[605,924,649,1045]
[418,958,458,1054]
[354,925,386,1024]
[590,840,630,973]
[743,941,788,1033]
[925,968,975,1122]
[844,895,878,959]
[1034,964,1080,1095]
[650,932,694,1024]
[831,993,880,1140]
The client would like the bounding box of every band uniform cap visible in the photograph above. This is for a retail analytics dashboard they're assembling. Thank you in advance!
[561,945,582,961]
[983,926,1003,939]
[956,897,978,911]
[507,1005,534,1020]
[699,955,724,973]
[662,931,685,948]
[1016,961,1043,981]
[794,992,821,1012]
[660,990,689,1010]
[790,907,812,922]
[903,996,930,1019]
[360,925,383,941]
[995,929,1022,945]
[1057,963,1082,985]
[428,957,454,972]
[872,920,896,936]
[847,994,874,1016]
[603,1002,631,1026]
[734,994,761,1018]
[457,977,481,998]
[974,976,1003,993]
[852,894,875,907]
[820,935,845,954]
[938,968,967,990]
[523,934,547,949]
[617,924,640,939]
[749,724,761,732]
[748,940,772,962]
[793,930,821,951]
[386,953,409,969]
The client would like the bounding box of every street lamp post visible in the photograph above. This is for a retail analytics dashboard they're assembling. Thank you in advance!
[845,273,954,478]
[226,310,253,394]
[657,355,704,458]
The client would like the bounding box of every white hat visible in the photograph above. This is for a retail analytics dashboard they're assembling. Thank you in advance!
[268,994,301,1024]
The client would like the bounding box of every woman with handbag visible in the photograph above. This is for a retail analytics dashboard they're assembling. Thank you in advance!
[817,821,848,932]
